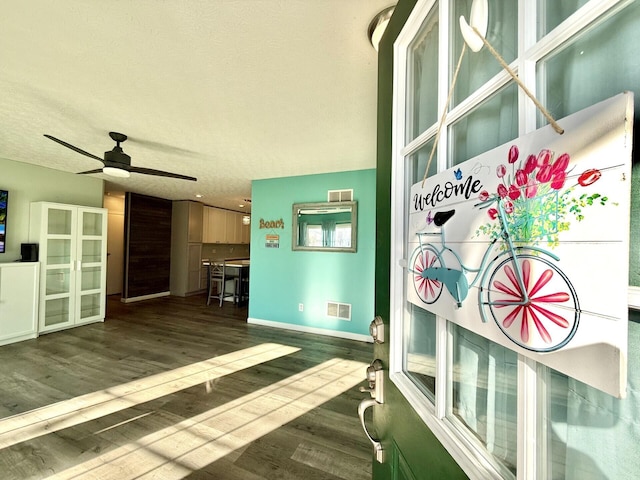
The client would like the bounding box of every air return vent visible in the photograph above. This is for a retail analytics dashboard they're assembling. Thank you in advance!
[327,302,351,320]
[328,189,353,202]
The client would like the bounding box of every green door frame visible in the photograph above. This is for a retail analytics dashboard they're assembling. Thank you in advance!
[372,0,467,478]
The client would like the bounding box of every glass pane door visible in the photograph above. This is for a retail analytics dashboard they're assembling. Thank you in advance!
[41,205,75,330]
[79,293,102,321]
[43,297,71,327]
[46,238,72,266]
[82,211,103,236]
[76,208,105,324]
[47,207,72,235]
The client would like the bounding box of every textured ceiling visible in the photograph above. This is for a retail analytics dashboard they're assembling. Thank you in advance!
[0,0,392,212]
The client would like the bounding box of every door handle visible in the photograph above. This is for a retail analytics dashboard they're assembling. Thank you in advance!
[358,359,385,463]
[358,398,384,463]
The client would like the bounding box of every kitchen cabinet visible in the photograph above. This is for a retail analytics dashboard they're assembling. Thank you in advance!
[203,207,226,243]
[187,201,203,243]
[203,207,250,244]
[0,262,39,345]
[170,201,204,296]
[29,202,107,334]
[225,211,241,244]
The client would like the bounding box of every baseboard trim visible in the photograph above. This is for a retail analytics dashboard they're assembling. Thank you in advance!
[121,292,171,303]
[247,317,373,343]
[0,332,38,346]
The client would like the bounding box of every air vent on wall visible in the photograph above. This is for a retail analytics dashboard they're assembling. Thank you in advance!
[327,302,351,321]
[328,189,353,202]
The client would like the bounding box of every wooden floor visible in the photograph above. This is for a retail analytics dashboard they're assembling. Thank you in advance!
[0,295,374,479]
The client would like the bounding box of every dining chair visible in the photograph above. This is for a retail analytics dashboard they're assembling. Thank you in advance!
[219,260,238,306]
[207,262,225,306]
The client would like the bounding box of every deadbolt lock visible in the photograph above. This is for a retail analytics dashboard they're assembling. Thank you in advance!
[369,316,385,343]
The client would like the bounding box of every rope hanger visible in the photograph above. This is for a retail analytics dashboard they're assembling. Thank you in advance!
[421,17,564,186]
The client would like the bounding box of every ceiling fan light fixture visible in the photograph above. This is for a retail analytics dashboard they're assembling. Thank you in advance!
[103,166,131,178]
[44,132,197,181]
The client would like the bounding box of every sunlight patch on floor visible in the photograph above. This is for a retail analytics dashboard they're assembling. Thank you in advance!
[48,357,367,479]
[0,343,299,450]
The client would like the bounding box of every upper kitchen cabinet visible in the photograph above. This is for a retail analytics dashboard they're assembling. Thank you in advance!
[203,207,249,244]
[187,201,203,243]
[203,207,226,243]
[171,201,203,245]
[225,211,241,244]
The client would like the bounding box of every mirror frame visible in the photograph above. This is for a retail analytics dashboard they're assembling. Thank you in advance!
[292,201,358,253]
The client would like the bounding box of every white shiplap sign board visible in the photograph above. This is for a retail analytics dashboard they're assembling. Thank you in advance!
[407,93,634,397]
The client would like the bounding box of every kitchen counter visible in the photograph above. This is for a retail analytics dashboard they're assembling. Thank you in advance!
[223,258,250,267]
[202,258,250,267]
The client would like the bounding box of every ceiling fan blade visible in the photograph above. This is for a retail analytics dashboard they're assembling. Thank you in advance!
[128,166,197,181]
[44,135,104,162]
[77,169,104,175]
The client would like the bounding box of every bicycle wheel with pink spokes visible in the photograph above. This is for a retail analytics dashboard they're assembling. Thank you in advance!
[411,245,443,305]
[481,251,579,352]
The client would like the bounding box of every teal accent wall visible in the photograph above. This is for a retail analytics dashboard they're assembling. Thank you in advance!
[0,157,104,262]
[249,169,375,338]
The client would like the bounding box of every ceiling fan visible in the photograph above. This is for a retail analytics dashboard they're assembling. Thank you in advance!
[43,131,197,181]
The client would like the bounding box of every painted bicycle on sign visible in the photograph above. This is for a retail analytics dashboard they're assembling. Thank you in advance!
[408,141,616,353]
[410,194,580,353]
[404,92,632,397]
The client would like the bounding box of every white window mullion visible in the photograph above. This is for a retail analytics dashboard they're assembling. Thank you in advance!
[400,123,439,158]
[437,0,450,171]
[518,0,538,135]
[433,0,450,420]
[434,314,448,418]
[519,58,538,135]
[444,70,512,127]
[517,4,540,480]
[517,355,538,480]
[519,0,537,51]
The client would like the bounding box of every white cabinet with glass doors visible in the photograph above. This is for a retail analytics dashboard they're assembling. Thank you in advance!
[29,202,107,334]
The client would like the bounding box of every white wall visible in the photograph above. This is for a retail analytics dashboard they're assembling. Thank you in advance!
[0,157,104,262]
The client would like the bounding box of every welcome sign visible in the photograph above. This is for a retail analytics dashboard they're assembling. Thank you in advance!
[406,93,633,397]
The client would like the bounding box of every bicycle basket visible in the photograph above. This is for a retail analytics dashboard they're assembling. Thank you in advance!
[505,190,559,243]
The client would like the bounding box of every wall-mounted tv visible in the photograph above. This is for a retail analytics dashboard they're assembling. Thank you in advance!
[0,189,7,253]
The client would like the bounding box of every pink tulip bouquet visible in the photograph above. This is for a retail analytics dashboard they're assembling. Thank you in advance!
[475,145,607,247]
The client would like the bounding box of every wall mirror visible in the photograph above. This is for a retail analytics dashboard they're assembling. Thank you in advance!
[292,201,357,252]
